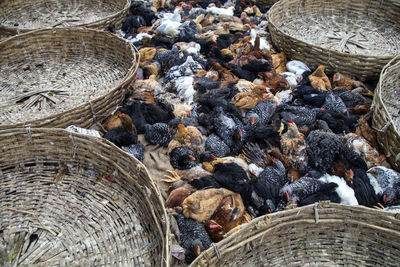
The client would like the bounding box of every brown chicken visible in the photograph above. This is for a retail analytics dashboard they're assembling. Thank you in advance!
[204,193,245,242]
[309,65,332,91]
[350,101,372,115]
[258,71,290,95]
[211,62,239,84]
[168,124,206,156]
[328,158,354,184]
[271,51,287,74]
[182,188,234,222]
[131,90,155,104]
[173,103,192,119]
[202,156,249,174]
[102,110,136,133]
[143,61,162,80]
[139,47,157,68]
[231,85,267,111]
[230,35,252,52]
[165,184,196,208]
[343,133,386,168]
[355,118,379,149]
[280,121,308,173]
[238,37,272,65]
[333,72,373,96]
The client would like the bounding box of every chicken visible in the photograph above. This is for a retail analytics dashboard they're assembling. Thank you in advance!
[322,91,347,114]
[133,76,163,96]
[139,47,157,68]
[174,214,212,264]
[306,130,344,172]
[319,174,358,205]
[211,62,239,84]
[102,110,136,133]
[204,193,245,242]
[333,72,373,96]
[242,142,274,170]
[350,101,372,115]
[165,184,196,208]
[205,133,232,158]
[286,60,311,79]
[343,133,386,168]
[182,187,234,222]
[328,158,354,184]
[258,71,290,95]
[280,120,308,173]
[367,166,400,205]
[271,51,287,73]
[123,143,145,162]
[131,90,155,104]
[308,65,331,91]
[245,99,277,127]
[169,146,197,170]
[298,183,340,206]
[103,127,138,147]
[144,123,174,147]
[278,104,316,126]
[168,124,205,156]
[355,118,379,149]
[231,85,267,111]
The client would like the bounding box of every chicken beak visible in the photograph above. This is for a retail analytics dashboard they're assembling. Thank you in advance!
[211,154,217,160]
[367,168,374,174]
[187,110,191,117]
[188,155,196,161]
[195,245,201,256]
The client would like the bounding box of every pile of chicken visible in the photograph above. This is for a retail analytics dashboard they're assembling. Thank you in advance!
[98,0,400,264]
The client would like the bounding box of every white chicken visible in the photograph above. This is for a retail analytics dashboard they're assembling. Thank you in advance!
[250,29,270,51]
[319,174,358,205]
[156,9,182,38]
[280,72,298,87]
[206,5,234,16]
[286,60,311,78]
[175,76,196,105]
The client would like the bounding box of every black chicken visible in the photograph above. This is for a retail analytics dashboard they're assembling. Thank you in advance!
[169,147,197,170]
[144,123,174,147]
[104,127,138,147]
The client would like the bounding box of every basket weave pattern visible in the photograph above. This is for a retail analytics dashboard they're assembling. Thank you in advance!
[190,202,400,266]
[268,0,400,80]
[0,27,138,129]
[0,128,170,266]
[0,0,129,38]
[372,56,400,172]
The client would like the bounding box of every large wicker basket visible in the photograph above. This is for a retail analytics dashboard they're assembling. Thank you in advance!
[0,128,171,266]
[0,0,129,39]
[372,56,400,172]
[190,202,400,266]
[0,27,138,130]
[268,0,400,81]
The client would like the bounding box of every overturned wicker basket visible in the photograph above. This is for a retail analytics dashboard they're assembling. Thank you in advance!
[268,0,400,81]
[0,27,138,130]
[191,202,400,266]
[372,56,400,172]
[0,128,170,266]
[0,0,129,39]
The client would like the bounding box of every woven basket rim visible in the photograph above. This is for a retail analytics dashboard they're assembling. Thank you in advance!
[0,127,171,266]
[0,27,140,129]
[190,202,400,266]
[267,0,400,60]
[0,0,130,33]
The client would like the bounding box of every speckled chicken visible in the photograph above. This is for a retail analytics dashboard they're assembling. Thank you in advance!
[123,143,145,162]
[169,146,197,170]
[174,213,212,264]
[367,166,400,205]
[205,133,232,158]
[144,122,174,147]
[278,104,316,126]
[245,99,277,128]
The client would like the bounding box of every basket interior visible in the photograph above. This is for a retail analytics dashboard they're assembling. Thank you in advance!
[0,28,135,126]
[269,0,400,56]
[0,129,166,266]
[0,0,126,30]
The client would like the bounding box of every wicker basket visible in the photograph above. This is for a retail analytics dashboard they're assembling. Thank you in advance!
[372,56,400,172]
[0,27,138,130]
[190,202,400,266]
[0,0,129,39]
[0,128,170,266]
[268,0,400,81]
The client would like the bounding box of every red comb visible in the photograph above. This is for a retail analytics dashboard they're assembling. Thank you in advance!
[383,194,387,203]
[321,107,325,111]
[285,191,290,201]
[288,120,294,123]
[209,224,222,229]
